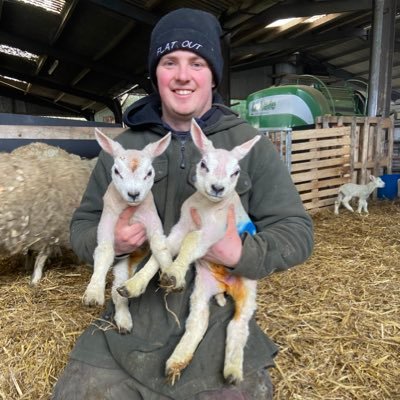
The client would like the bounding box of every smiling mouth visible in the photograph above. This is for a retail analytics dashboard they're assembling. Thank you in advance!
[174,89,193,95]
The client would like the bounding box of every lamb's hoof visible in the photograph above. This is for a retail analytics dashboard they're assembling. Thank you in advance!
[116,286,130,298]
[114,316,133,334]
[159,274,183,293]
[30,278,40,287]
[165,366,184,386]
[224,366,243,385]
[83,286,105,306]
[224,374,241,385]
[116,325,132,335]
[83,294,104,307]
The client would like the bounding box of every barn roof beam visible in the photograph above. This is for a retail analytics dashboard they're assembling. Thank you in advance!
[232,28,366,57]
[0,85,94,119]
[225,0,373,36]
[0,30,148,87]
[88,0,159,26]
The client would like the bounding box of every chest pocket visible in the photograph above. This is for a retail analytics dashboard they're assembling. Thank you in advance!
[152,159,169,215]
[153,159,168,182]
[236,171,252,212]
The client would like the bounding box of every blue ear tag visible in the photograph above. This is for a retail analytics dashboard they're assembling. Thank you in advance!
[236,220,256,236]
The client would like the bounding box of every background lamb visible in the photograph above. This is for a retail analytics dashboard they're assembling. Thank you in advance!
[334,175,385,215]
[117,119,261,385]
[83,129,173,334]
[0,142,96,285]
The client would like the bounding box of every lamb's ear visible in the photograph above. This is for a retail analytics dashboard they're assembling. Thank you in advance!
[190,118,214,154]
[144,132,171,159]
[94,128,124,157]
[231,135,261,160]
[369,175,376,181]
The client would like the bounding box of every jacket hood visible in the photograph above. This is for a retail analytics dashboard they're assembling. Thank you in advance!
[122,92,246,135]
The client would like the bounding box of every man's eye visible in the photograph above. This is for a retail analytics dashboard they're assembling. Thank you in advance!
[192,62,204,69]
[162,60,175,67]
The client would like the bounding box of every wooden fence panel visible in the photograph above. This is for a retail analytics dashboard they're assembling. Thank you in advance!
[289,126,351,211]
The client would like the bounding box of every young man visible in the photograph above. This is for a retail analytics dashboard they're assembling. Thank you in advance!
[52,8,313,400]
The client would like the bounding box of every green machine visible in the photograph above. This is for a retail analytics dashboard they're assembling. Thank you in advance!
[245,75,368,130]
[246,85,331,130]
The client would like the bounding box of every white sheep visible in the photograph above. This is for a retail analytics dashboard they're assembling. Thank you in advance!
[83,129,173,334]
[0,143,95,285]
[117,119,261,384]
[334,175,385,215]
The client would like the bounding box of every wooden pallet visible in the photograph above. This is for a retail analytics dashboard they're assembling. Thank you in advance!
[290,126,351,211]
[315,116,394,184]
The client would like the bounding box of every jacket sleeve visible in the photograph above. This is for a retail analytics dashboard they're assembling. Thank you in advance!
[231,135,314,280]
[69,151,112,266]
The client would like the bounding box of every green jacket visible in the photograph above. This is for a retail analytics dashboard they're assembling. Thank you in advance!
[69,94,313,399]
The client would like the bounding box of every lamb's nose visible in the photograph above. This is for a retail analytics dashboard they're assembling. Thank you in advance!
[211,184,224,195]
[128,191,140,202]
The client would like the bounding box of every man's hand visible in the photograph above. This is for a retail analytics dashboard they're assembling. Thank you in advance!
[114,207,147,255]
[190,205,242,267]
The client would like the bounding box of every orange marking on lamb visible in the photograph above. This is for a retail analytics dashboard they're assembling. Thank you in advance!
[128,244,150,275]
[130,158,139,172]
[210,263,247,320]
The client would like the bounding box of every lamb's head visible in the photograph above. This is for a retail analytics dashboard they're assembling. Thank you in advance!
[95,129,171,205]
[370,175,385,189]
[190,119,260,203]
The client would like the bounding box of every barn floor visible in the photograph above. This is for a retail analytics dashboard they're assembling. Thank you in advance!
[0,200,399,399]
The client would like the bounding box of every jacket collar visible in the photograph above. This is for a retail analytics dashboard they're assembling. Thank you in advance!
[122,92,236,133]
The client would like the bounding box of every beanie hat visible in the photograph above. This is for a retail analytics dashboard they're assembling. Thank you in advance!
[148,8,223,88]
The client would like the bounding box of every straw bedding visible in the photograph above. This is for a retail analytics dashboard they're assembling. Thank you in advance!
[0,200,399,399]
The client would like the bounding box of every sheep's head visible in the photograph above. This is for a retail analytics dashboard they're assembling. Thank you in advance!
[190,119,260,203]
[370,175,385,189]
[95,129,171,205]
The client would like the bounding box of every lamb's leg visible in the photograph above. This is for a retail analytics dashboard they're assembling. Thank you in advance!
[224,278,257,384]
[83,242,115,306]
[358,198,368,214]
[215,293,226,307]
[334,193,343,215]
[112,258,133,333]
[117,255,159,298]
[160,230,207,291]
[30,248,50,285]
[148,233,173,273]
[165,264,217,385]
[117,232,183,298]
[342,195,354,213]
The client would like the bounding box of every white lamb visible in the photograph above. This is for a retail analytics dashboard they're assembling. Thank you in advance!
[0,143,95,285]
[117,119,261,384]
[334,175,385,215]
[83,129,173,333]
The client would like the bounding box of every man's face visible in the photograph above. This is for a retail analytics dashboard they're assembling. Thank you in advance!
[156,50,214,129]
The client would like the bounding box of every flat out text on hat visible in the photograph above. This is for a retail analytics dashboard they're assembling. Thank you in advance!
[157,41,204,56]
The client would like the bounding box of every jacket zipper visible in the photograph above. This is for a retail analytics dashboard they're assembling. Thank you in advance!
[172,132,189,169]
[179,138,186,169]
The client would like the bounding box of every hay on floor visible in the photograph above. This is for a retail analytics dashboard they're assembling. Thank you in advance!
[0,200,399,399]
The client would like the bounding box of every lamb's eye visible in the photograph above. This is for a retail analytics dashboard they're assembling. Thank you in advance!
[231,169,240,178]
[114,167,121,176]
[145,170,153,179]
[200,160,209,172]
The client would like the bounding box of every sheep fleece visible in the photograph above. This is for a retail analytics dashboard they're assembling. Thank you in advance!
[0,152,93,256]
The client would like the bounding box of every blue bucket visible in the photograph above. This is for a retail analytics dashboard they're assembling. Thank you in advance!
[377,174,400,199]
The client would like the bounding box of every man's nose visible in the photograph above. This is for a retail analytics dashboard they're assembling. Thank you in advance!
[176,65,190,81]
